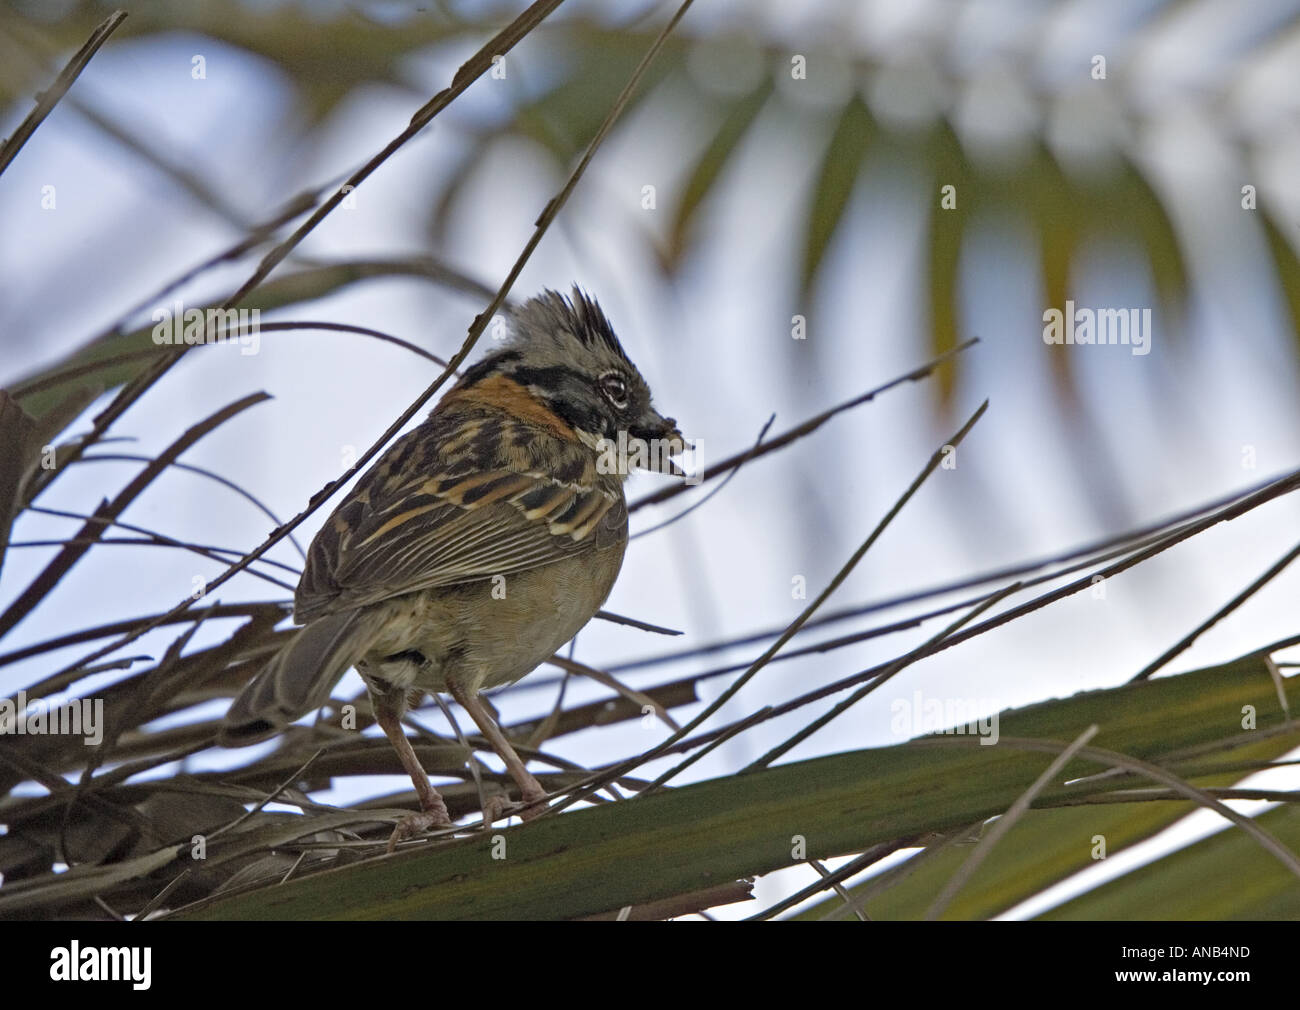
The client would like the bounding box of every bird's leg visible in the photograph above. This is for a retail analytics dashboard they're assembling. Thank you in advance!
[447,680,548,821]
[372,686,452,852]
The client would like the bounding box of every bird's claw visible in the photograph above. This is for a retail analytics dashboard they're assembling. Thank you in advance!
[386,808,452,853]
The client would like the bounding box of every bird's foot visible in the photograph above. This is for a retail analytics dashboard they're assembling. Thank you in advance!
[476,789,546,824]
[386,806,452,853]
[479,793,508,825]
[513,784,549,822]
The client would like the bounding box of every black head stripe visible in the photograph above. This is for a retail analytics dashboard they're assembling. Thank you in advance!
[508,363,587,391]
[544,396,605,438]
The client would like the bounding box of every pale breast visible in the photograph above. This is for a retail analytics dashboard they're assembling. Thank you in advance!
[359,536,627,695]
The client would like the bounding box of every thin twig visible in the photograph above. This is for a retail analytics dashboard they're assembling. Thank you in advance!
[592,610,682,636]
[547,654,681,732]
[0,601,287,670]
[746,841,911,921]
[743,580,1022,772]
[25,503,303,577]
[208,749,326,840]
[631,413,775,539]
[808,859,869,921]
[13,319,452,400]
[0,10,127,176]
[70,454,309,561]
[815,830,975,922]
[1130,538,1300,681]
[630,339,980,513]
[133,869,193,923]
[0,393,270,638]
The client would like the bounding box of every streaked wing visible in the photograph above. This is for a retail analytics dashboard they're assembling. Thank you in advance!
[294,421,623,621]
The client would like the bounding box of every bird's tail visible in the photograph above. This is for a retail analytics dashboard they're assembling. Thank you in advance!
[219,609,373,746]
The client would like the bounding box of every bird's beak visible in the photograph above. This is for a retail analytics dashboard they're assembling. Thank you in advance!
[630,409,691,477]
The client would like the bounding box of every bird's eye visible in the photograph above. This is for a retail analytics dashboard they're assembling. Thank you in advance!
[599,372,628,408]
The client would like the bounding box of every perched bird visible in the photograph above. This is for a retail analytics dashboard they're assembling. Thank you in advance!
[220,288,684,846]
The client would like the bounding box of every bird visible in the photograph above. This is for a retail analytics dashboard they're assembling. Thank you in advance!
[219,287,685,847]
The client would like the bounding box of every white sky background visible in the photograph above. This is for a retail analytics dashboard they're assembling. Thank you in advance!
[2,0,1300,918]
